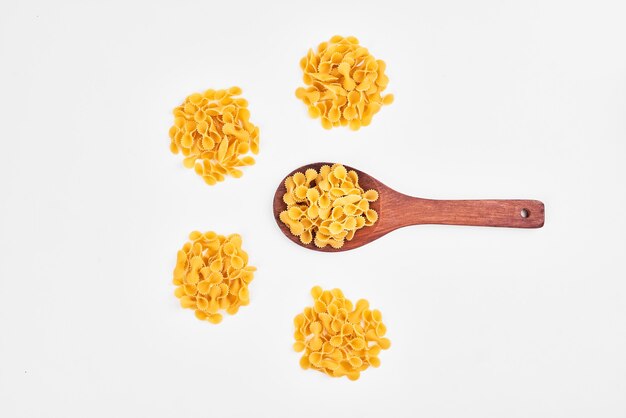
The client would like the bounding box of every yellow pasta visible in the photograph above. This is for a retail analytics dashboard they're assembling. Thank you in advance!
[169,87,259,185]
[279,164,378,249]
[295,35,393,130]
[172,231,257,323]
[293,286,390,380]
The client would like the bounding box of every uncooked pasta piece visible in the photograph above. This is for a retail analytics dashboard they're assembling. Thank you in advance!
[279,164,378,248]
[295,35,393,130]
[293,286,390,380]
[169,87,260,185]
[172,231,257,324]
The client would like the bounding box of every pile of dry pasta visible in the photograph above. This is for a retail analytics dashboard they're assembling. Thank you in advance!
[279,164,378,249]
[169,87,259,185]
[173,231,256,324]
[294,286,390,380]
[296,35,393,130]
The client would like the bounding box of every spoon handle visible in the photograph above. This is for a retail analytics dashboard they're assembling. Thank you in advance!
[401,198,545,228]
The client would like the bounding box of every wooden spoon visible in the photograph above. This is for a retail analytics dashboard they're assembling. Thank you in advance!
[273,163,545,252]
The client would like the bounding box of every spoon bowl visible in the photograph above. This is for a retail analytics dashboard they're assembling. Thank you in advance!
[273,163,545,252]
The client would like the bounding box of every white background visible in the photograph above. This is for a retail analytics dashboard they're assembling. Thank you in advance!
[1,0,625,417]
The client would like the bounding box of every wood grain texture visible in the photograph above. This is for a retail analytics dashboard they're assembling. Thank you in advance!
[273,163,545,252]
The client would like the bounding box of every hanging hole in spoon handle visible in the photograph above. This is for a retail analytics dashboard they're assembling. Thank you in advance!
[401,198,545,228]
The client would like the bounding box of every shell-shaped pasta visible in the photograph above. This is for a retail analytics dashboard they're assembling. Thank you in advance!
[365,209,378,224]
[343,216,357,230]
[238,286,250,305]
[231,255,244,270]
[301,218,314,230]
[328,335,343,347]
[207,313,223,324]
[283,192,296,206]
[363,189,379,202]
[300,229,313,245]
[172,231,255,324]
[169,87,259,184]
[287,206,303,220]
[294,185,308,200]
[376,322,387,337]
[308,351,323,366]
[174,286,185,298]
[310,286,323,298]
[278,164,378,248]
[222,242,236,256]
[306,204,319,220]
[318,193,331,209]
[328,221,343,235]
[279,210,292,226]
[357,198,370,212]
[349,337,366,351]
[343,203,358,216]
[197,280,211,295]
[331,206,345,220]
[329,187,345,198]
[306,187,320,203]
[309,321,323,335]
[180,296,196,309]
[196,296,209,311]
[209,258,223,273]
[305,168,317,183]
[314,299,327,314]
[292,172,306,186]
[371,309,383,322]
[290,222,305,236]
[295,36,392,130]
[299,355,311,369]
[240,156,255,166]
[333,165,347,180]
[343,194,362,205]
[293,286,390,380]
